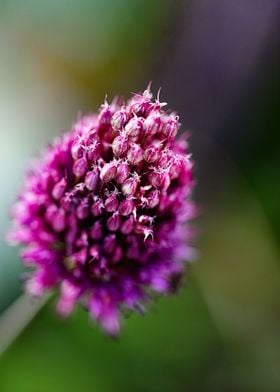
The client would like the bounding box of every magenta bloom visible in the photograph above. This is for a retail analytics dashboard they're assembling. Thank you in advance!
[8,87,196,335]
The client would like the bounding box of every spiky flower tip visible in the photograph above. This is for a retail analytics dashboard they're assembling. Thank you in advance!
[8,87,196,335]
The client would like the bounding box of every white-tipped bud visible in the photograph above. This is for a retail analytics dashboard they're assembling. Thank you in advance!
[127,143,143,165]
[143,114,162,135]
[105,193,119,212]
[112,134,129,157]
[100,161,117,182]
[116,161,130,184]
[143,144,161,163]
[162,115,179,139]
[148,170,170,190]
[122,175,139,196]
[125,117,143,139]
[111,109,127,130]
[158,150,170,167]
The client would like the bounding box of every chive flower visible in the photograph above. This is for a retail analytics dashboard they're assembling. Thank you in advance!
[8,87,196,335]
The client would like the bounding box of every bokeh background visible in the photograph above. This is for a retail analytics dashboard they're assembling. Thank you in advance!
[0,1,279,391]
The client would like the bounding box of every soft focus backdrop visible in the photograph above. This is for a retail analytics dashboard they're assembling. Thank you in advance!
[0,1,279,391]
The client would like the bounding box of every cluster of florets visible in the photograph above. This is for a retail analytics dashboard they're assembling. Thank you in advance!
[8,87,196,335]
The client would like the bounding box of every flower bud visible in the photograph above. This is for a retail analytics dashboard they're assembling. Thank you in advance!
[116,161,130,184]
[131,100,150,117]
[87,141,101,162]
[158,151,170,167]
[148,171,162,188]
[104,193,119,212]
[148,170,170,190]
[100,161,117,182]
[85,168,99,191]
[52,177,67,200]
[144,114,162,135]
[127,143,143,165]
[107,212,121,231]
[122,175,139,196]
[119,199,134,216]
[169,156,185,179]
[147,189,160,208]
[91,199,104,216]
[162,116,179,139]
[71,141,83,160]
[120,216,134,234]
[143,144,161,163]
[45,204,58,224]
[98,102,112,126]
[111,109,127,130]
[112,134,129,157]
[73,157,88,177]
[77,199,90,220]
[52,208,66,232]
[125,117,143,139]
[161,172,171,191]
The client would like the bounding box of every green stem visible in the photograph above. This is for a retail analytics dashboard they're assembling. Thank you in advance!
[0,294,49,357]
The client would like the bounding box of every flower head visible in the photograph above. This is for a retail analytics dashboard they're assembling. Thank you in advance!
[8,86,196,335]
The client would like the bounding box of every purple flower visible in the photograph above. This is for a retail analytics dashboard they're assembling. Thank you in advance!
[8,86,196,335]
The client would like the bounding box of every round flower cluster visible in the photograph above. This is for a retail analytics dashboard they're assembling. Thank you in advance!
[8,87,196,335]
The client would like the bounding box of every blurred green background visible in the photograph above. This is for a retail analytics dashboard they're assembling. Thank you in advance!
[0,1,279,391]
